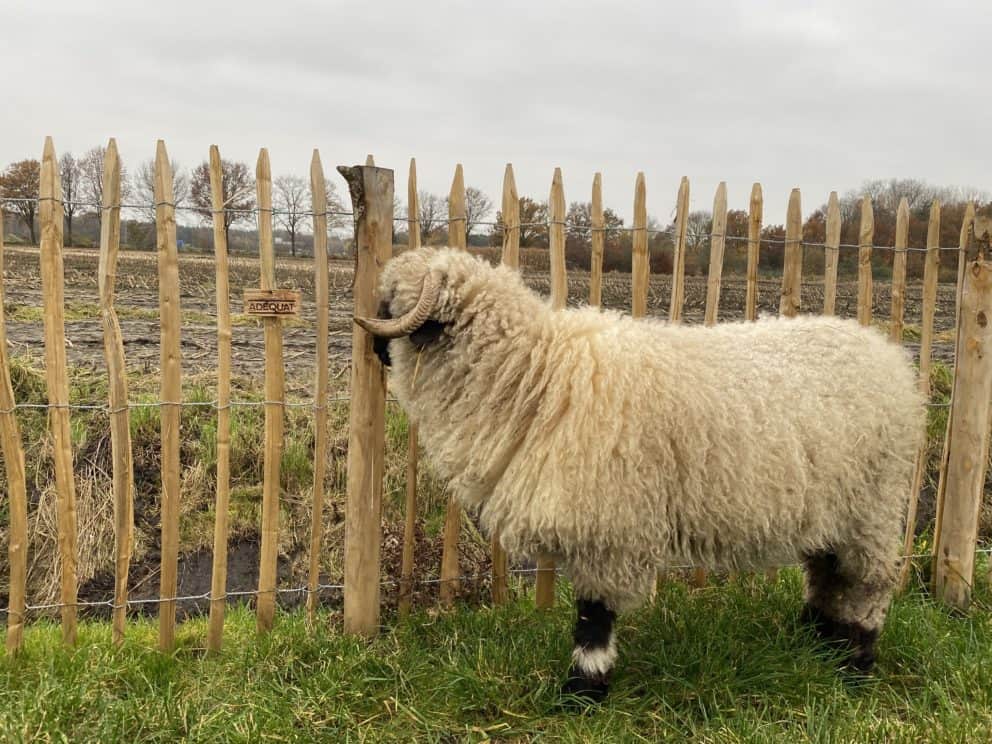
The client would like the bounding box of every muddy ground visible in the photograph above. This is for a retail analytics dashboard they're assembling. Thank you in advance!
[2,245,959,384]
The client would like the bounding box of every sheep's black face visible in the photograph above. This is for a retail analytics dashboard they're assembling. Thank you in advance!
[372,301,392,367]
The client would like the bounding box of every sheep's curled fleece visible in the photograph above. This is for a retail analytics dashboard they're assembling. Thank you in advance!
[379,247,926,611]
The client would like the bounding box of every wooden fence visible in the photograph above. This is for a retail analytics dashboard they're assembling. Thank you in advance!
[1,137,991,655]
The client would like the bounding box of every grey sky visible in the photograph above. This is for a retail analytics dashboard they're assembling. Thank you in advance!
[2,0,987,226]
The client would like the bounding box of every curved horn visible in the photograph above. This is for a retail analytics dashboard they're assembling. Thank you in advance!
[354,270,441,338]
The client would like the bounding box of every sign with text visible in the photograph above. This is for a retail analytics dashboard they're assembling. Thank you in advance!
[243,289,301,317]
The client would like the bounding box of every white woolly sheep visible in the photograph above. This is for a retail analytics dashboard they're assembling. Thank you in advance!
[356,246,925,702]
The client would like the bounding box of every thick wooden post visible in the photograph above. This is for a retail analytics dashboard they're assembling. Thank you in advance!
[40,137,78,645]
[500,164,520,270]
[98,139,134,646]
[399,158,421,617]
[448,164,467,251]
[0,210,29,654]
[632,173,648,318]
[889,198,909,343]
[822,192,841,316]
[669,177,689,322]
[155,140,182,651]
[933,250,992,610]
[956,204,977,328]
[779,188,802,318]
[744,183,762,322]
[856,196,874,326]
[339,164,393,635]
[589,173,604,308]
[207,145,233,651]
[306,151,331,626]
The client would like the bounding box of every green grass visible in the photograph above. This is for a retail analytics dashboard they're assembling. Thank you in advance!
[3,571,992,742]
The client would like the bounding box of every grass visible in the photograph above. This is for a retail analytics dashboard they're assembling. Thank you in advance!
[3,571,992,742]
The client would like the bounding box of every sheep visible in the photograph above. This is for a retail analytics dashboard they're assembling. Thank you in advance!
[356,246,926,702]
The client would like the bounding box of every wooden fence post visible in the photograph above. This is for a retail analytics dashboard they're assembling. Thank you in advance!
[307,150,331,626]
[632,173,648,318]
[703,182,728,327]
[669,177,689,322]
[155,140,182,651]
[399,158,421,617]
[439,164,467,606]
[901,201,942,587]
[501,164,520,270]
[956,203,977,328]
[779,188,802,318]
[207,145,232,651]
[857,196,874,326]
[589,173,604,308]
[40,137,78,646]
[255,149,286,633]
[744,183,762,322]
[534,167,568,609]
[97,139,134,646]
[933,247,992,610]
[889,198,909,343]
[339,163,393,635]
[0,209,29,654]
[822,192,841,316]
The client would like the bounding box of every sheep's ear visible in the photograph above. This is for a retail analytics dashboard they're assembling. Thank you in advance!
[409,319,446,349]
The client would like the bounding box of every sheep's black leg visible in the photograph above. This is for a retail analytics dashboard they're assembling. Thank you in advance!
[561,598,616,704]
[801,550,884,672]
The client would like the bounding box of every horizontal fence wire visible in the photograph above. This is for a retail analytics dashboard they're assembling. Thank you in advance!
[0,397,952,414]
[0,196,355,220]
[3,551,990,618]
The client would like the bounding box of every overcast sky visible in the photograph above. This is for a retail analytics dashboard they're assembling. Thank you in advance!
[2,0,987,225]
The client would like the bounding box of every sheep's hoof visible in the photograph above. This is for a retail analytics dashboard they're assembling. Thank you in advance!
[559,667,609,707]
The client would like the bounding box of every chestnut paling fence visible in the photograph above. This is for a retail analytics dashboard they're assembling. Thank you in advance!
[1,137,991,655]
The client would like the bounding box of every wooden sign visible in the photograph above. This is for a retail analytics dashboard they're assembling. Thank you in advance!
[244,289,301,317]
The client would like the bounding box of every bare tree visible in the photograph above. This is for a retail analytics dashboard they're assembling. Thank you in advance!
[0,159,41,244]
[464,186,494,239]
[274,175,309,256]
[417,190,446,243]
[190,159,255,249]
[80,145,130,215]
[685,210,713,251]
[129,158,190,247]
[59,152,83,246]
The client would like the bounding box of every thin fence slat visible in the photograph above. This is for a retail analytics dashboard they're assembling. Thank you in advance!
[500,164,519,270]
[339,163,392,635]
[440,163,467,605]
[703,182,728,327]
[535,167,567,610]
[0,209,28,654]
[40,137,78,645]
[933,253,992,609]
[207,145,232,651]
[256,148,285,633]
[901,201,942,588]
[589,173,604,308]
[744,183,762,322]
[823,192,841,315]
[857,196,874,326]
[491,163,517,604]
[632,173,648,318]
[779,188,802,318]
[890,198,909,343]
[399,158,420,617]
[307,150,330,626]
[669,177,689,322]
[97,139,134,646]
[154,140,182,651]
[956,203,976,328]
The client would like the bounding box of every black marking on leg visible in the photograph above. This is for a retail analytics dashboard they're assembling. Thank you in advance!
[561,599,616,705]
